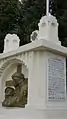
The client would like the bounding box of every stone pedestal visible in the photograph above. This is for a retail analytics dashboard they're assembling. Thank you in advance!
[26,39,67,111]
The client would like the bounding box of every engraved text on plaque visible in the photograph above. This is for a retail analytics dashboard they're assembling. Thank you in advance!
[48,56,66,101]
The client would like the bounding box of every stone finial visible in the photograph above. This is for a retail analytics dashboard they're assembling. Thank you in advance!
[3,34,20,53]
[38,14,61,45]
[30,30,38,42]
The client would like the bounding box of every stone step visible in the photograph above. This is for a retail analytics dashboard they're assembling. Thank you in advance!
[0,108,44,119]
[0,108,66,119]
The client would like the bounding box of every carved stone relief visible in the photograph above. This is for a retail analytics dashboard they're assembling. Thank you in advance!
[2,72,28,107]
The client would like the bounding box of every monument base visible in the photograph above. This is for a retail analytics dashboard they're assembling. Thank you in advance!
[0,107,67,119]
[25,104,46,110]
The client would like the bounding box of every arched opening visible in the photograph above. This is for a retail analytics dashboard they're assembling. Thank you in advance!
[0,59,28,108]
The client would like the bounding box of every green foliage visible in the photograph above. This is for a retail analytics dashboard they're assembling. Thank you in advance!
[52,0,67,47]
[0,0,21,52]
[0,0,45,52]
[19,0,45,45]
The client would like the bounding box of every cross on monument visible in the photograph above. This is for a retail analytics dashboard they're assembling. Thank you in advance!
[46,0,53,16]
[46,0,49,16]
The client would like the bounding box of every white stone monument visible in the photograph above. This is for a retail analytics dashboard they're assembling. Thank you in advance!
[0,0,67,119]
[3,34,20,53]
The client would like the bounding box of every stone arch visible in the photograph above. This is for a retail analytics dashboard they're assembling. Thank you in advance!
[0,58,28,105]
[0,58,28,77]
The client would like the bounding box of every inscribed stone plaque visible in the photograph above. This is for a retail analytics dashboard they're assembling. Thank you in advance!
[48,56,66,101]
